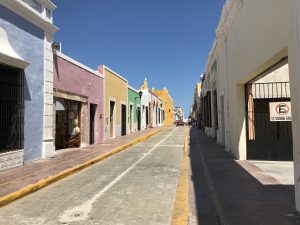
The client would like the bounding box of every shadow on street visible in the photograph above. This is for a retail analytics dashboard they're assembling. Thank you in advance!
[188,126,300,225]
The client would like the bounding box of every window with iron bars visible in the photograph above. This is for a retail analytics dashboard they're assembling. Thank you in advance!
[0,64,24,153]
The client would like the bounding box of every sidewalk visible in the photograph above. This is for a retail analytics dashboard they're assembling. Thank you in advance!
[188,127,300,225]
[0,127,163,207]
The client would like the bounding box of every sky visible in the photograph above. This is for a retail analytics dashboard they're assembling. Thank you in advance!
[52,0,224,117]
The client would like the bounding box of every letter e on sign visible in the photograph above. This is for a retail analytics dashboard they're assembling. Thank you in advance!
[269,102,292,122]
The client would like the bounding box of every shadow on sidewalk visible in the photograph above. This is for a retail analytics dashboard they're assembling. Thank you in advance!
[189,127,300,225]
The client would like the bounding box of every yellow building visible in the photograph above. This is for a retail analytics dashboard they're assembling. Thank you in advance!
[98,65,128,140]
[152,88,174,126]
[192,82,202,121]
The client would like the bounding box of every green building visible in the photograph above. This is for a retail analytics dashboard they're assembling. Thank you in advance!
[128,86,142,133]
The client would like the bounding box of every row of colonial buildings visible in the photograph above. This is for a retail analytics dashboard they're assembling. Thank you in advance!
[0,0,175,171]
[192,0,300,212]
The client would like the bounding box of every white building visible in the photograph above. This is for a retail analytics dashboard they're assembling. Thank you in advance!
[140,79,163,130]
[201,0,300,212]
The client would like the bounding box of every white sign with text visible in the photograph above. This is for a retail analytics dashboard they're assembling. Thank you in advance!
[269,102,292,122]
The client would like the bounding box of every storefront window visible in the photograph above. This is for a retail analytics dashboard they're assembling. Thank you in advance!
[55,98,81,150]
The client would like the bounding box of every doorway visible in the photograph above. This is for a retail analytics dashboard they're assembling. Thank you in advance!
[246,83,293,161]
[90,104,97,145]
[155,106,158,126]
[137,107,141,131]
[121,104,127,136]
[110,101,115,138]
[129,104,133,132]
[0,64,23,154]
[55,98,81,150]
[220,95,225,144]
[146,106,149,128]
[213,89,218,138]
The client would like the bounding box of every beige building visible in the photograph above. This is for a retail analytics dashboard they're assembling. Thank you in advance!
[98,65,128,140]
[201,0,300,211]
[192,83,202,125]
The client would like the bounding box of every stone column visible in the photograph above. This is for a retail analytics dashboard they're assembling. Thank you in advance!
[291,0,300,212]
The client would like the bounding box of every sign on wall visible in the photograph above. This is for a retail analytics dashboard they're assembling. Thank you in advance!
[269,102,292,122]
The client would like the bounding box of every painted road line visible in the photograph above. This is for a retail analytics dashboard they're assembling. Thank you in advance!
[170,127,190,225]
[0,127,166,208]
[59,127,178,223]
[135,144,184,147]
[196,137,228,225]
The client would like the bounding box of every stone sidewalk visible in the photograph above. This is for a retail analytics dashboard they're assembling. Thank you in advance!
[0,127,162,205]
[188,127,300,225]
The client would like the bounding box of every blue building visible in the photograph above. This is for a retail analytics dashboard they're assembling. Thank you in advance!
[0,0,58,170]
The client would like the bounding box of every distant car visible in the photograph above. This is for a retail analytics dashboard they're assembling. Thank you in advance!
[176,120,184,126]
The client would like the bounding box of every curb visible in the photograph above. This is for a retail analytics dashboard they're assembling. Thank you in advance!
[171,126,190,225]
[0,127,166,208]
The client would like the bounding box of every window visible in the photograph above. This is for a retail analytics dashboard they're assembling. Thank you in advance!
[46,8,52,19]
[22,0,42,13]
[0,64,24,153]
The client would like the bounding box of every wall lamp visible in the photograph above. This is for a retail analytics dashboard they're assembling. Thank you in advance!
[52,42,61,51]
[135,91,143,99]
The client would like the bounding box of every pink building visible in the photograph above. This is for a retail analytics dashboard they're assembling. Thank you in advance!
[53,51,104,150]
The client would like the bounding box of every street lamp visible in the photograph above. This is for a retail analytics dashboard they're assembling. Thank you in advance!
[135,91,143,100]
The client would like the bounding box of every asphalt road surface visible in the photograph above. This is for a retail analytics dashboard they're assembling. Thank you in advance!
[0,127,185,225]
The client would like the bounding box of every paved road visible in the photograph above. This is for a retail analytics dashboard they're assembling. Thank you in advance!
[0,127,185,225]
[188,127,300,225]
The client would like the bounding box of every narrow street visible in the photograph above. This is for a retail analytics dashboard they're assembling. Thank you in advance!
[0,127,185,225]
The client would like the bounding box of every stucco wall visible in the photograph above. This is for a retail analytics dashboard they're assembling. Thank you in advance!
[202,0,300,212]
[53,54,105,144]
[153,89,174,126]
[0,6,45,162]
[104,68,128,139]
[149,90,163,127]
[141,89,152,130]
[216,43,227,146]
[128,88,141,124]
[220,0,293,159]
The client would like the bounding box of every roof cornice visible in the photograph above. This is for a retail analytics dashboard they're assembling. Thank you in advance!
[216,0,243,42]
[54,51,104,79]
[100,65,128,82]
[40,0,56,10]
[0,0,59,35]
[128,85,139,93]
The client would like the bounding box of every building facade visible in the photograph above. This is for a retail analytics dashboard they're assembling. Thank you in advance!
[152,87,174,126]
[140,79,164,130]
[149,89,163,128]
[99,65,128,140]
[140,79,153,129]
[191,83,202,126]
[200,0,300,212]
[128,86,141,133]
[174,107,184,121]
[0,0,58,170]
[53,52,105,151]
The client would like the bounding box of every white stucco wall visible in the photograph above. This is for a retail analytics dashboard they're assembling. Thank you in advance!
[210,0,300,211]
[291,0,300,212]
[140,89,151,130]
[219,0,293,159]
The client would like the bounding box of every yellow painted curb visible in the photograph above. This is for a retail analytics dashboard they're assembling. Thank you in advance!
[171,126,190,225]
[0,127,166,208]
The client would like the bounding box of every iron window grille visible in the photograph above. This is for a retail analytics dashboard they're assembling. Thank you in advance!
[0,63,24,153]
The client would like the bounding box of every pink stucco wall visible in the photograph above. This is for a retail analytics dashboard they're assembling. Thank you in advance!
[53,54,105,144]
